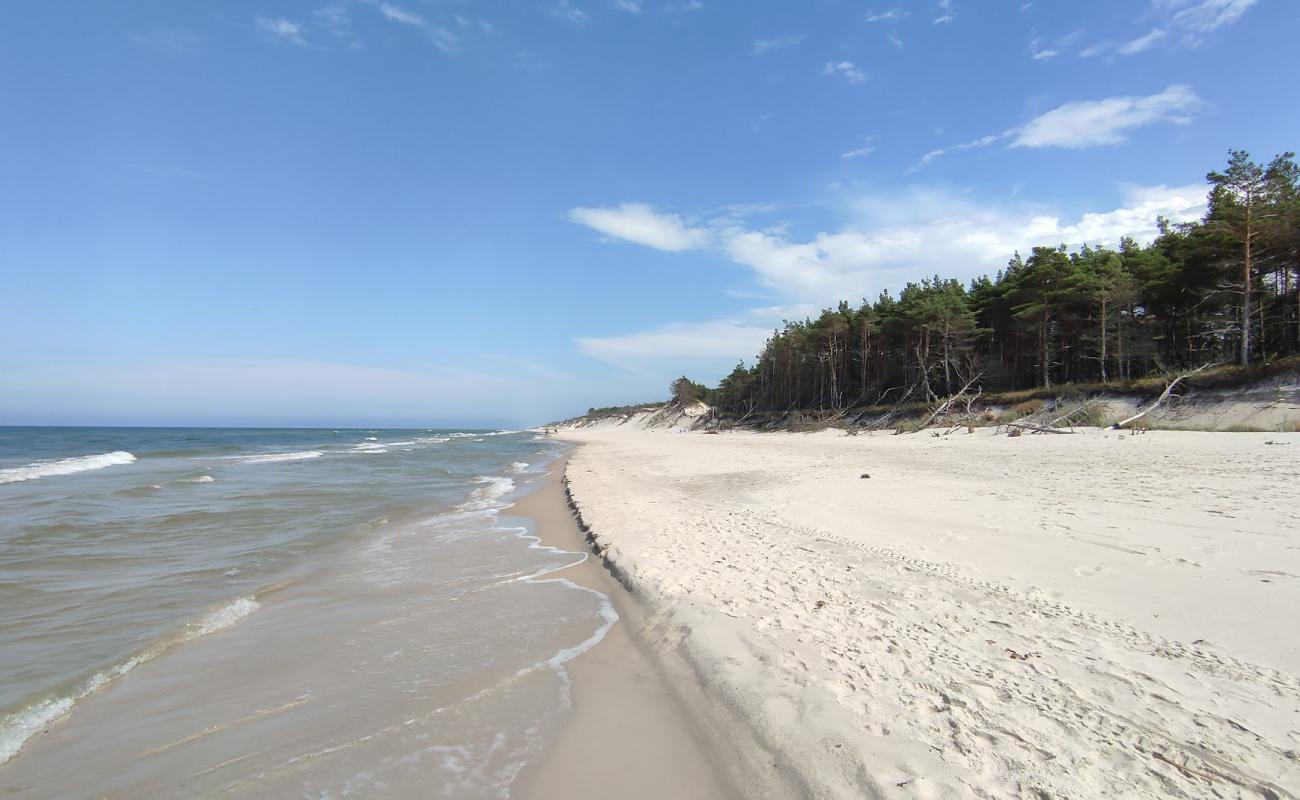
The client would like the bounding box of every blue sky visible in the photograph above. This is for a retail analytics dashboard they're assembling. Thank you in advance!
[2,0,1295,427]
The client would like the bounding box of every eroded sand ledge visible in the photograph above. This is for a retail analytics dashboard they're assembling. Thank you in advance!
[554,425,1300,799]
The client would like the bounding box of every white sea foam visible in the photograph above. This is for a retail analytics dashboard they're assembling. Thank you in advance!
[179,475,215,483]
[458,476,516,513]
[0,595,260,765]
[190,596,260,637]
[349,443,389,454]
[231,450,323,464]
[509,462,530,474]
[0,451,137,484]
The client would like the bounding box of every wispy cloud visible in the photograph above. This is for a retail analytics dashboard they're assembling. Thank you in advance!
[841,138,877,160]
[864,8,908,23]
[569,203,712,252]
[375,3,459,52]
[823,61,869,84]
[933,0,954,24]
[1162,0,1257,39]
[612,0,643,13]
[378,3,425,27]
[1118,28,1168,54]
[887,32,904,48]
[1083,0,1256,57]
[751,34,805,54]
[552,1,591,25]
[917,84,1202,167]
[256,17,306,46]
[313,3,362,49]
[917,133,1006,169]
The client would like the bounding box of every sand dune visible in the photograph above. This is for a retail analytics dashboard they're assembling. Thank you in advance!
[554,425,1300,799]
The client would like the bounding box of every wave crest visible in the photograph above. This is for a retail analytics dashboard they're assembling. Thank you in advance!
[230,451,323,464]
[0,451,137,484]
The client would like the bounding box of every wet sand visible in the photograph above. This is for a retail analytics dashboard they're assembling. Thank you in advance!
[508,457,741,800]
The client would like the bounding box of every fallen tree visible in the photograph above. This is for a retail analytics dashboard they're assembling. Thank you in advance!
[1113,363,1218,429]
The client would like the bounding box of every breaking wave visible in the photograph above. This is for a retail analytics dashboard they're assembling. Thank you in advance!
[0,451,137,484]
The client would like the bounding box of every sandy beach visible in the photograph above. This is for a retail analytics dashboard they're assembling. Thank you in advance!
[507,459,743,800]
[553,424,1300,798]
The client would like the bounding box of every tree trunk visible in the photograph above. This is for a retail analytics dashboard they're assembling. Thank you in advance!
[1099,297,1109,383]
[1241,209,1253,366]
[1040,311,1051,388]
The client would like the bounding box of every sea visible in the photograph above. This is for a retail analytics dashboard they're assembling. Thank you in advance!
[0,426,612,798]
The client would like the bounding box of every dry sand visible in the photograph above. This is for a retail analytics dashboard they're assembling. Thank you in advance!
[553,424,1300,799]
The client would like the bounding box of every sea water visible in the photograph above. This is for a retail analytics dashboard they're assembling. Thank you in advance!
[0,427,607,797]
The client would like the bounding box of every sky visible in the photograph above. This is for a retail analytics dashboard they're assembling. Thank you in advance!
[2,0,1296,427]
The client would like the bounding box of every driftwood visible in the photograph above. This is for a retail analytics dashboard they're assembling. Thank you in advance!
[1006,421,1074,435]
[1049,397,1100,430]
[1114,363,1217,429]
[912,372,984,432]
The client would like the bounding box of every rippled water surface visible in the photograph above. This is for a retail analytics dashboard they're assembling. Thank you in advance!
[0,426,604,797]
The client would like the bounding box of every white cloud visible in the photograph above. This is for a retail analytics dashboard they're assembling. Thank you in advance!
[569,203,711,251]
[823,61,869,84]
[887,32,904,48]
[864,8,908,23]
[916,132,1008,169]
[256,17,305,45]
[612,0,643,12]
[1012,84,1200,148]
[1118,28,1168,54]
[378,3,424,26]
[934,0,954,24]
[1028,29,1083,60]
[575,185,1205,305]
[576,320,771,366]
[1162,0,1257,38]
[724,185,1206,301]
[751,34,805,54]
[1084,0,1255,57]
[841,137,878,160]
[918,85,1201,167]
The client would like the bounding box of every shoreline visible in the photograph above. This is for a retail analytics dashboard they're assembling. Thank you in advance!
[1,444,654,798]
[507,454,747,800]
[553,424,1300,799]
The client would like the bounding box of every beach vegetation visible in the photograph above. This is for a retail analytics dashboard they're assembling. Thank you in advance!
[675,150,1300,421]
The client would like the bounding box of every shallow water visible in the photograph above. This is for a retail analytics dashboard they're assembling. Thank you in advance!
[0,427,606,797]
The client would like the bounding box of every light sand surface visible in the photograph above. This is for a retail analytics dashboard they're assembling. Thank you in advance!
[554,425,1300,799]
[509,459,747,800]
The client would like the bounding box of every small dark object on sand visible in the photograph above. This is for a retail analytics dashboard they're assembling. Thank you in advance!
[860,473,870,479]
